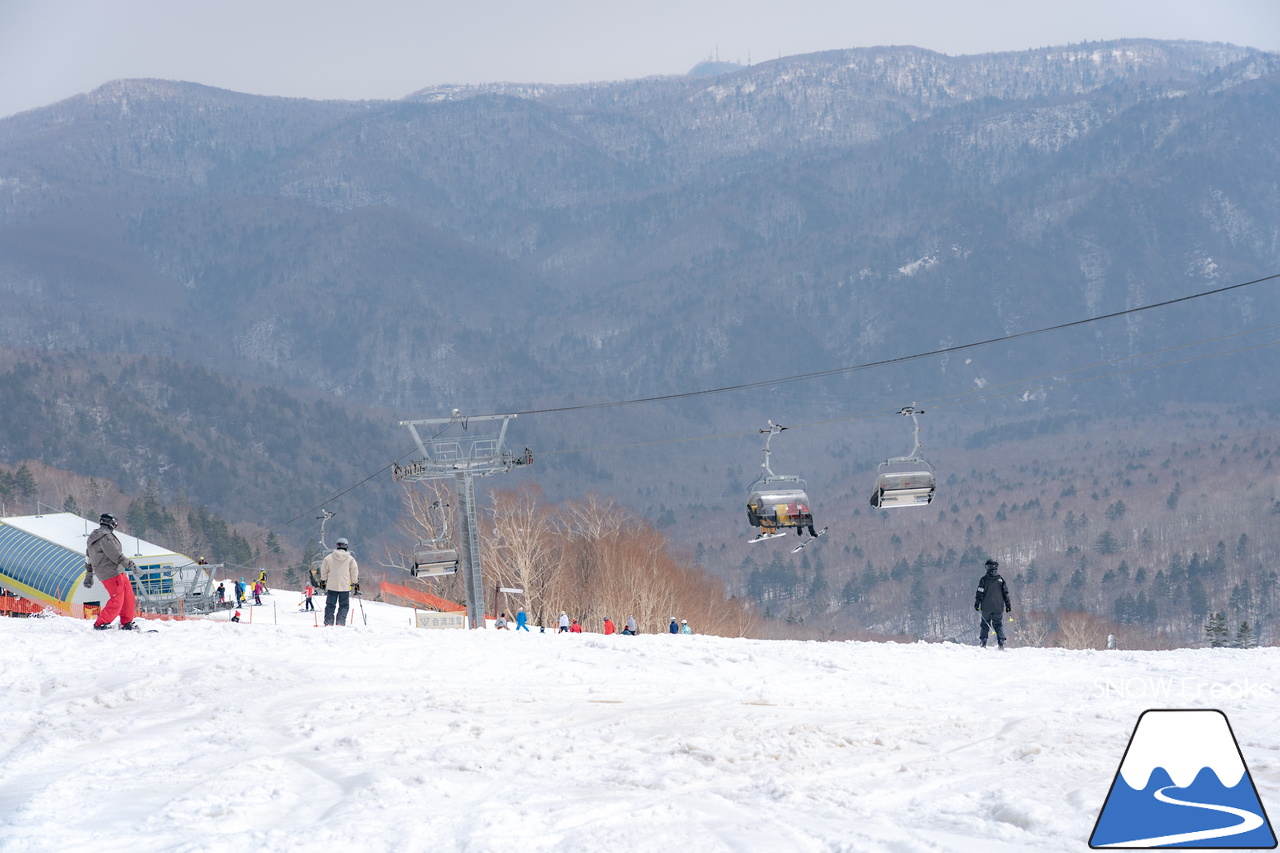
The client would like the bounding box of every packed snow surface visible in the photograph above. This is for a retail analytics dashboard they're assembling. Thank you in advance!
[0,593,1277,852]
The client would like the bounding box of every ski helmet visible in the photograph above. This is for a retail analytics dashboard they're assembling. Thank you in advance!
[336,537,348,549]
[985,558,999,569]
[99,513,118,529]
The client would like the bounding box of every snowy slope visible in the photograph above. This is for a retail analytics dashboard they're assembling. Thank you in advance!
[0,592,1276,853]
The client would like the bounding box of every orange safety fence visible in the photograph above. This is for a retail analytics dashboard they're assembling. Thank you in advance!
[0,595,44,616]
[380,580,466,612]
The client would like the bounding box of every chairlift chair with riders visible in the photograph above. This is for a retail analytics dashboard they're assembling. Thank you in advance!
[746,422,822,544]
[870,404,936,509]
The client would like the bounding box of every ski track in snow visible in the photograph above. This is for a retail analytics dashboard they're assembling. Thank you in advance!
[0,595,1276,853]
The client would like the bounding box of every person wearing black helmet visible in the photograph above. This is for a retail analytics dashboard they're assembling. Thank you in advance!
[974,558,1012,649]
[85,513,140,631]
[320,537,359,626]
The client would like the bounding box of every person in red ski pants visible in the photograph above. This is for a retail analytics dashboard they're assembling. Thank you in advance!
[84,513,139,631]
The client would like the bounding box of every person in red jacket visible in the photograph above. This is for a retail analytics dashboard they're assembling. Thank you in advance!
[569,619,583,633]
[603,616,616,635]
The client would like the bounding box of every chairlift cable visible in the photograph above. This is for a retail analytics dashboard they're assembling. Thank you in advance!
[252,282,1280,539]
[536,325,1280,457]
[511,270,1280,416]
[256,422,455,540]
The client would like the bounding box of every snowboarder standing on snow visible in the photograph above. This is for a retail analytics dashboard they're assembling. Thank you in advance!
[668,617,679,635]
[603,616,616,635]
[320,538,359,626]
[216,581,226,605]
[622,614,638,635]
[85,513,140,631]
[515,608,529,631]
[680,619,692,635]
[974,558,1012,649]
[558,611,570,633]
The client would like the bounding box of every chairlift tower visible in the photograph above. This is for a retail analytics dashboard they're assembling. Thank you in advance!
[393,412,533,628]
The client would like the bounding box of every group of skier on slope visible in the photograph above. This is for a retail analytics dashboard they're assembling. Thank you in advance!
[547,611,691,635]
[83,512,1012,645]
[83,512,361,630]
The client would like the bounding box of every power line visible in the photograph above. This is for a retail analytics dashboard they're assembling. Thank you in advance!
[513,270,1280,416]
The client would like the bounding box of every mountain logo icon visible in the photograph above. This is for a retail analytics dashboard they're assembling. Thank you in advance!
[1090,709,1276,848]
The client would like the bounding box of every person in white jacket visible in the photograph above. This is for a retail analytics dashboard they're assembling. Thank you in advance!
[320,538,359,626]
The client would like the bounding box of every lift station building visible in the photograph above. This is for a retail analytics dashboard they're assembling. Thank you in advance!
[0,512,212,617]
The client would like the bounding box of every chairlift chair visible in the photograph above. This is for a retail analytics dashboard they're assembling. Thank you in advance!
[746,422,819,540]
[409,499,459,577]
[410,540,459,577]
[870,404,936,509]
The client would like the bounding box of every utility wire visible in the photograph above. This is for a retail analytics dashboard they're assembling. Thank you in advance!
[513,271,1280,416]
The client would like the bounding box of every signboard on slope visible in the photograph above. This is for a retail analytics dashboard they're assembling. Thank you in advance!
[415,611,466,630]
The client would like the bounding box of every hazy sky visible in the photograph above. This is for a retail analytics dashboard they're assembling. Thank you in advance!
[1,0,1277,119]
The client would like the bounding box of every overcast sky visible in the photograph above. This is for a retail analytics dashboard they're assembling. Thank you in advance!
[1,0,1277,119]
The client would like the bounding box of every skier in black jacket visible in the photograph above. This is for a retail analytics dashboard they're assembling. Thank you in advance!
[974,558,1012,649]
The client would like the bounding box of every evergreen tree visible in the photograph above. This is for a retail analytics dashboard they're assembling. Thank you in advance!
[1095,530,1120,555]
[14,463,36,499]
[1187,578,1209,622]
[840,576,860,605]
[1204,612,1229,648]
[62,494,80,515]
[1233,621,1256,649]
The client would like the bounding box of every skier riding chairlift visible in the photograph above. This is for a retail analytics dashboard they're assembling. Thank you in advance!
[745,421,820,542]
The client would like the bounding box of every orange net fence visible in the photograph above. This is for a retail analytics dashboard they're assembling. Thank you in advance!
[0,595,44,616]
[380,580,466,612]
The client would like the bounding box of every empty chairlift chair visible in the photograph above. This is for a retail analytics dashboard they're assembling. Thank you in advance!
[410,540,459,577]
[870,404,936,509]
[408,499,458,578]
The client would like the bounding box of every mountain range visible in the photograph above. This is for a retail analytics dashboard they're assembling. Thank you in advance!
[1,38,1278,583]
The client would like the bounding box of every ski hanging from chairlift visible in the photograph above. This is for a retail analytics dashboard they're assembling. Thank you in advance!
[745,421,826,550]
[869,404,936,509]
